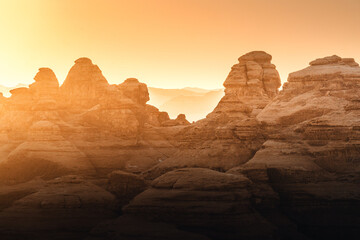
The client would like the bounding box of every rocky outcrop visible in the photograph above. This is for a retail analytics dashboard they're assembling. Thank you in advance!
[161,113,191,127]
[0,175,118,240]
[227,55,360,240]
[0,121,94,183]
[123,168,277,240]
[136,54,360,239]
[117,78,150,106]
[0,57,191,181]
[209,51,281,119]
[252,55,360,175]
[144,51,280,179]
[1,53,360,240]
[144,105,171,126]
[60,58,109,109]
[30,68,59,100]
[107,170,147,205]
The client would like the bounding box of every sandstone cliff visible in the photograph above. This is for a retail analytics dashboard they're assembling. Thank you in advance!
[0,58,191,183]
[0,53,359,240]
[144,51,281,178]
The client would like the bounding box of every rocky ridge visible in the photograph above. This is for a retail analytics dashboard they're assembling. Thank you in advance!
[0,53,359,240]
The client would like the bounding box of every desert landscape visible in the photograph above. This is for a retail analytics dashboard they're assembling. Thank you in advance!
[0,0,359,240]
[0,51,359,240]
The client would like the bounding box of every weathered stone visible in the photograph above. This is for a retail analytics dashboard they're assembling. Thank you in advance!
[117,78,150,106]
[60,57,109,109]
[107,170,147,204]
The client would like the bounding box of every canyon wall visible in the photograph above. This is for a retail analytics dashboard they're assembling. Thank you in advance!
[0,53,359,240]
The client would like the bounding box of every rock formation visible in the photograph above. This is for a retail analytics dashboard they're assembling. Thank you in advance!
[0,53,360,240]
[251,55,360,175]
[0,175,118,240]
[209,51,281,119]
[117,78,150,106]
[123,168,276,240]
[227,55,360,240]
[0,58,191,183]
[161,113,191,127]
[60,57,109,109]
[30,68,59,100]
[107,170,147,205]
[144,51,280,178]
[121,54,360,239]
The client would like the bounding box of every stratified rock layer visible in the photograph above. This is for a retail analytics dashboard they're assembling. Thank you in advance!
[228,55,360,240]
[0,53,360,240]
[124,168,276,240]
[210,51,281,119]
[144,51,280,178]
[0,58,190,182]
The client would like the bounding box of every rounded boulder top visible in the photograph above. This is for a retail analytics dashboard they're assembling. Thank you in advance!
[309,55,359,67]
[34,68,58,82]
[238,51,272,64]
[74,57,93,65]
[124,78,140,84]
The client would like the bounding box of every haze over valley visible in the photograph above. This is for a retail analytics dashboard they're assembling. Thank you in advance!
[0,1,359,240]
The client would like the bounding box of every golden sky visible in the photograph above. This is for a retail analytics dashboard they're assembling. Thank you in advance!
[0,0,359,89]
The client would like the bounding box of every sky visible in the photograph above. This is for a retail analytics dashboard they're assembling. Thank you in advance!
[0,0,359,89]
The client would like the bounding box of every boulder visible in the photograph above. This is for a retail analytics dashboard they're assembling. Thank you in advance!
[107,170,147,205]
[144,51,280,179]
[161,113,191,127]
[124,168,276,240]
[117,78,150,106]
[0,121,95,183]
[29,68,59,99]
[0,175,118,240]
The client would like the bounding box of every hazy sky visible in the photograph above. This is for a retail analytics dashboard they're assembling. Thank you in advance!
[0,0,359,89]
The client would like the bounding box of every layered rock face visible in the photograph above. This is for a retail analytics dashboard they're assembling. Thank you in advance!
[0,175,118,240]
[116,54,360,240]
[209,51,281,119]
[144,51,280,178]
[253,55,360,174]
[227,55,360,240]
[122,168,276,240]
[107,170,147,205]
[117,78,150,106]
[0,57,193,239]
[60,58,109,109]
[30,68,59,100]
[0,58,190,182]
[1,53,360,240]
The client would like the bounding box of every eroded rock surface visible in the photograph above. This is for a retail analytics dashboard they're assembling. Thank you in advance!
[0,58,190,182]
[144,51,280,178]
[0,53,360,240]
[124,168,277,240]
[0,175,118,240]
[107,170,147,205]
[228,55,360,240]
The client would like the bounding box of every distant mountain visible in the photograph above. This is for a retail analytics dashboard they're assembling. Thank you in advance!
[182,87,216,94]
[148,87,224,122]
[148,87,205,106]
